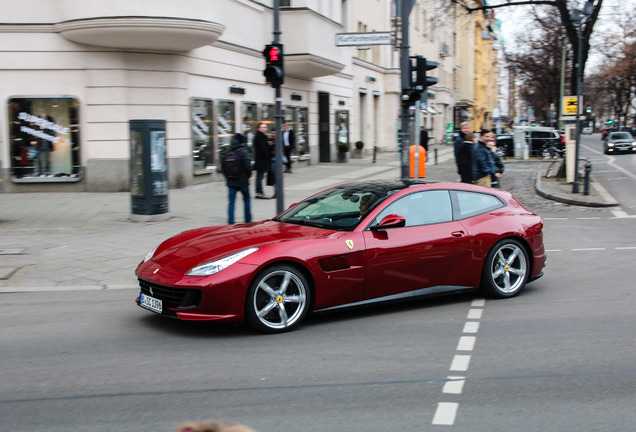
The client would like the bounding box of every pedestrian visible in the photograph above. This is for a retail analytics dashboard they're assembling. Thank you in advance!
[282,123,296,173]
[221,133,252,224]
[266,128,276,196]
[486,139,504,188]
[252,122,270,199]
[453,121,471,176]
[419,125,429,154]
[457,132,475,184]
[472,129,497,187]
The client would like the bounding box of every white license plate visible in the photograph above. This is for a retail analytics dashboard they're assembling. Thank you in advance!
[140,292,162,313]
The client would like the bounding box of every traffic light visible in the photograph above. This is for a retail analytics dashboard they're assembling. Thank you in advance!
[410,56,438,91]
[263,43,284,87]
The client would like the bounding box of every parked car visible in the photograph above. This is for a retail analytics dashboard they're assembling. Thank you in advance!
[136,180,546,333]
[582,127,593,135]
[603,131,636,154]
[515,127,564,158]
[495,133,514,157]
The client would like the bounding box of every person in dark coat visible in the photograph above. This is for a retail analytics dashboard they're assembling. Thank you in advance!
[419,125,429,153]
[282,124,296,173]
[457,132,475,184]
[222,133,252,224]
[487,139,504,188]
[453,121,471,177]
[252,122,270,199]
[473,129,496,187]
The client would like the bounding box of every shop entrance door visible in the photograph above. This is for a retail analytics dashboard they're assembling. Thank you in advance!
[318,92,330,162]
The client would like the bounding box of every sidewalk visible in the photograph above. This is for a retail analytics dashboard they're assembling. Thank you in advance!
[0,145,616,293]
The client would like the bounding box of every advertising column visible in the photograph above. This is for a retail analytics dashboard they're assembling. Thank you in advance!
[130,120,169,221]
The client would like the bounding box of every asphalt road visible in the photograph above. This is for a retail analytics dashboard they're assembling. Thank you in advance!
[2,135,636,431]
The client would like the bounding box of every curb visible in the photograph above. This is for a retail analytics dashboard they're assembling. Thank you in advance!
[534,168,619,207]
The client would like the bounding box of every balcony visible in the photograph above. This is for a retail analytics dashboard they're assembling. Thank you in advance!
[54,1,223,52]
[280,8,345,79]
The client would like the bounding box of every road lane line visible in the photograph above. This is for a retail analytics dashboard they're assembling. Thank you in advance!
[456,336,476,351]
[432,402,458,426]
[572,248,606,251]
[442,376,466,395]
[450,355,471,372]
[462,321,480,333]
[467,308,483,319]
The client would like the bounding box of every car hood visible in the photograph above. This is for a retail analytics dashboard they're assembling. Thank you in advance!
[152,220,332,270]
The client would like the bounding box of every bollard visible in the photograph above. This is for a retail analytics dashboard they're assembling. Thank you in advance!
[373,145,377,163]
[434,147,438,165]
[583,159,592,196]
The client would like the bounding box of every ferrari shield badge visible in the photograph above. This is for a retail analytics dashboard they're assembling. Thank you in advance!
[345,240,354,250]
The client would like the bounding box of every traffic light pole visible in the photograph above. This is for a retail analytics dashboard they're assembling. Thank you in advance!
[399,0,412,181]
[272,0,284,213]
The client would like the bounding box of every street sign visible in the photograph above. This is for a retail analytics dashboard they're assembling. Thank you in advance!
[563,96,578,115]
[335,32,392,46]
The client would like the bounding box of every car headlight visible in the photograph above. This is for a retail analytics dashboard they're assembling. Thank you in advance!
[608,142,614,147]
[187,247,259,276]
[144,246,158,263]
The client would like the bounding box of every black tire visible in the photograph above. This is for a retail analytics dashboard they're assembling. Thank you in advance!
[481,239,530,298]
[245,264,311,333]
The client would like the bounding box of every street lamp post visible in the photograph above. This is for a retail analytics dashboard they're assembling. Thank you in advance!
[571,1,594,194]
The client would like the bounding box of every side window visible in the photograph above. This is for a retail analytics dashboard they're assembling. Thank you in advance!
[453,191,505,219]
[376,190,452,227]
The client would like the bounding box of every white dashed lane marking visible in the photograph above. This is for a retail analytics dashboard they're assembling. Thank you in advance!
[432,299,485,426]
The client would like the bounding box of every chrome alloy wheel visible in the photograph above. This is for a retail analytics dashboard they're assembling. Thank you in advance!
[483,239,529,298]
[247,265,310,333]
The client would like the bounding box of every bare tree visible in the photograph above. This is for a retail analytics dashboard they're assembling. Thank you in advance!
[507,9,568,124]
[454,0,604,92]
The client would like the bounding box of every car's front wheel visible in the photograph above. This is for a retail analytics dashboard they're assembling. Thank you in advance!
[481,239,530,298]
[245,264,311,333]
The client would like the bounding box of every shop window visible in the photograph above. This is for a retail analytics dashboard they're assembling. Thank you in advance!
[297,107,309,157]
[241,102,258,153]
[191,98,214,173]
[260,103,275,134]
[9,97,80,182]
[217,100,236,153]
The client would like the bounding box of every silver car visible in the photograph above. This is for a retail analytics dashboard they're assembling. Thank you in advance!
[604,132,636,154]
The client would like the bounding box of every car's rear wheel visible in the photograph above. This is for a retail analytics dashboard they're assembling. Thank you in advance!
[481,239,529,298]
[245,264,310,333]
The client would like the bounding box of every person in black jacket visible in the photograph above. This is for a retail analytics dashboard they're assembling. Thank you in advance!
[457,132,475,184]
[252,122,270,199]
[222,133,252,224]
[487,139,504,188]
[282,124,296,173]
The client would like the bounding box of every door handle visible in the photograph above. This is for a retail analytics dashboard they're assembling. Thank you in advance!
[451,231,465,237]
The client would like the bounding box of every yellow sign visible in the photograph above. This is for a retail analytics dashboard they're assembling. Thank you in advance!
[563,96,578,115]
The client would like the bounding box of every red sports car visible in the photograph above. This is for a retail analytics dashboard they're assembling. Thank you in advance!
[136,180,546,333]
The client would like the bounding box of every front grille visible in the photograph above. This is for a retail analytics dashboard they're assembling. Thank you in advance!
[139,279,201,309]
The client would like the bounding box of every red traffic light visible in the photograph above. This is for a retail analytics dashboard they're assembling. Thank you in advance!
[263,43,284,87]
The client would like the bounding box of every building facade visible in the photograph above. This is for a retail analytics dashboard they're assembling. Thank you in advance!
[1,0,499,194]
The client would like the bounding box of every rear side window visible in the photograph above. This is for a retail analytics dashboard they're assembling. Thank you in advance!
[452,191,505,219]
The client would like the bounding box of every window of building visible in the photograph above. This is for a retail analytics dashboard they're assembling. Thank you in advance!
[217,100,236,152]
[9,96,80,182]
[297,107,309,157]
[241,102,258,152]
[191,98,214,173]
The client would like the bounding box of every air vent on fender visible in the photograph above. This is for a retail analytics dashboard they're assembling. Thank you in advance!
[318,255,351,272]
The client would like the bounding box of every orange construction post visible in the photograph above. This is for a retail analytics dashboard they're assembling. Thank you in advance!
[409,145,426,178]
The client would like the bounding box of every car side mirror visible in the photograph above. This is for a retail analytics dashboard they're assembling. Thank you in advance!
[370,214,406,230]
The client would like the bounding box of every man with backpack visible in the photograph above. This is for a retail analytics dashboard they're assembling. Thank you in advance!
[221,133,252,224]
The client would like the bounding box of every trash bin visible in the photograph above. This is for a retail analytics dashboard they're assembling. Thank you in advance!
[130,120,170,221]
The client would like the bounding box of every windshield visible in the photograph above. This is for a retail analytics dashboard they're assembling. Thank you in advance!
[275,181,408,231]
[610,132,632,140]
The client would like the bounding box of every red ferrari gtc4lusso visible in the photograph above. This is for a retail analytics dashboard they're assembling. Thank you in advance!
[136,180,546,333]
